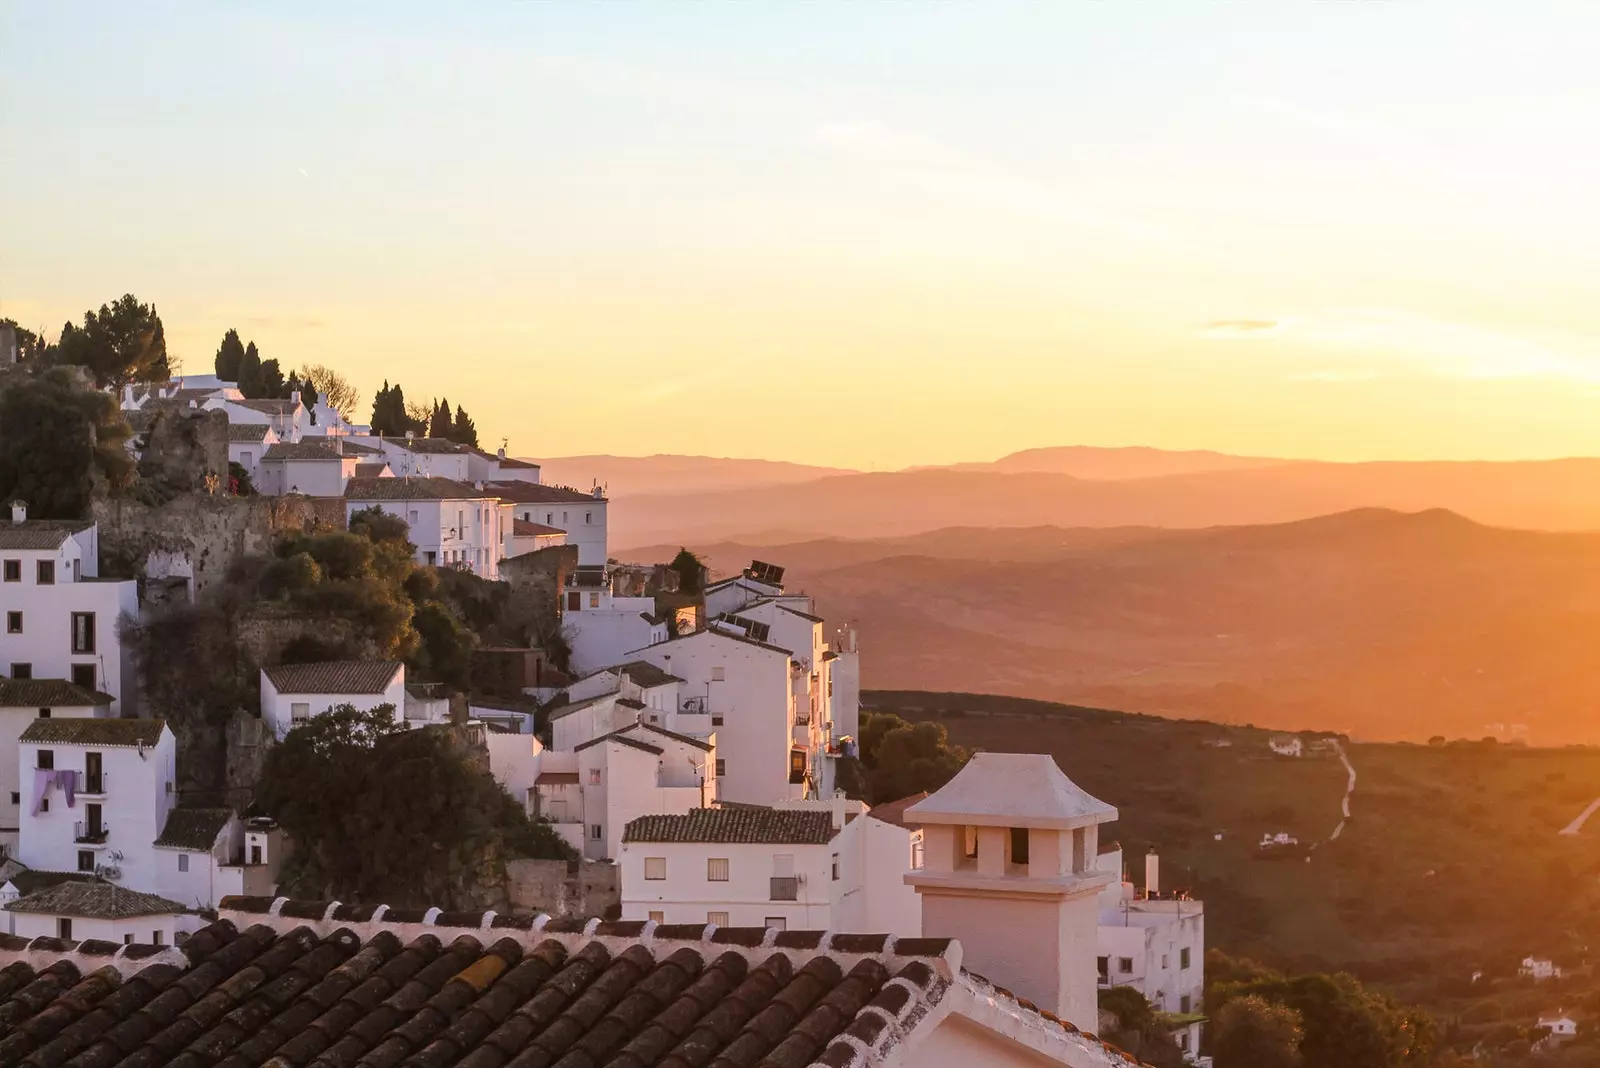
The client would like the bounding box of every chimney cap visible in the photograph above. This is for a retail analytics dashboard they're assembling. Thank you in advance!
[904,752,1117,830]
[8,500,26,523]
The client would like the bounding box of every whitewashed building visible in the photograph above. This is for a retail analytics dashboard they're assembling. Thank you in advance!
[620,807,837,929]
[227,423,278,487]
[255,440,361,497]
[205,396,307,442]
[0,508,138,711]
[343,477,509,577]
[905,752,1120,1032]
[490,482,609,566]
[0,679,111,856]
[1096,850,1206,1058]
[364,436,473,481]
[563,566,667,677]
[1523,956,1564,981]
[152,807,275,913]
[258,661,406,739]
[508,519,566,559]
[16,718,176,896]
[468,447,542,485]
[830,792,925,938]
[5,880,184,944]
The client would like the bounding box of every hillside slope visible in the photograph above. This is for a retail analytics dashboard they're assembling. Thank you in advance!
[528,454,857,498]
[632,510,1600,743]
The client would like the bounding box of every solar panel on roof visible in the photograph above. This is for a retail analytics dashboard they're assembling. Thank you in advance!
[748,560,785,585]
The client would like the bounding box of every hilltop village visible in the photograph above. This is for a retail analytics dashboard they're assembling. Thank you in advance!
[0,341,1211,1067]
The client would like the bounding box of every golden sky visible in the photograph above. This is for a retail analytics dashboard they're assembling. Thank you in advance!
[7,4,1600,469]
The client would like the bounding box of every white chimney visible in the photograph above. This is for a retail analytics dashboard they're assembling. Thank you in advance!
[1145,851,1159,899]
[122,383,135,407]
[497,446,506,460]
[831,790,846,832]
[904,752,1117,1030]
[9,501,25,523]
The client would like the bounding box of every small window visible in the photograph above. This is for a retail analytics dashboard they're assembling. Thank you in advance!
[1010,827,1029,866]
[11,663,30,679]
[831,855,840,881]
[1098,956,1110,980]
[77,850,94,872]
[707,911,729,926]
[711,666,725,682]
[588,769,602,785]
[152,930,164,946]
[546,512,553,524]
[644,857,667,880]
[1181,995,1192,1014]
[1118,957,1134,974]
[178,854,189,873]
[588,592,600,608]
[585,512,591,524]
[707,857,729,882]
[2,560,18,582]
[123,934,134,945]
[589,824,602,841]
[5,611,19,634]
[71,612,95,654]
[963,826,978,859]
[1180,947,1191,970]
[37,708,50,719]
[715,759,726,777]
[57,918,72,940]
[36,750,52,770]
[71,664,95,691]
[765,917,787,931]
[37,560,54,585]
[290,702,310,723]
[648,911,664,924]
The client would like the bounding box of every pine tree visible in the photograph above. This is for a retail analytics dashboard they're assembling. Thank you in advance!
[429,397,452,439]
[451,404,479,447]
[237,342,263,397]
[214,329,245,380]
[259,358,286,399]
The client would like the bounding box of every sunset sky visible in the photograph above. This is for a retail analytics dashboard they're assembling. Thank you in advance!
[6,3,1600,469]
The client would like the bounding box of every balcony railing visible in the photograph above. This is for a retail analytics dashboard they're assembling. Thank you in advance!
[769,876,799,901]
[81,773,107,794]
[74,821,108,844]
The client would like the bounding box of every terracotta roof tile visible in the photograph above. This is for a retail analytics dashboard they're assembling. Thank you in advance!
[153,808,235,851]
[486,482,603,504]
[18,718,166,748]
[511,519,565,537]
[226,423,272,442]
[0,678,114,707]
[0,522,75,551]
[261,660,403,695]
[4,881,186,919]
[345,476,496,502]
[623,809,835,846]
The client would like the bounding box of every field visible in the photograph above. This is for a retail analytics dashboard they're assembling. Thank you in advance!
[868,690,1600,1027]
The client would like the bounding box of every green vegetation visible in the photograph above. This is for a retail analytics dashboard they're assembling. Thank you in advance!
[369,382,480,445]
[853,710,969,803]
[1098,987,1185,1067]
[54,294,169,388]
[293,363,361,416]
[1210,993,1304,1068]
[0,366,134,518]
[670,548,705,594]
[872,690,1600,1066]
[258,704,574,906]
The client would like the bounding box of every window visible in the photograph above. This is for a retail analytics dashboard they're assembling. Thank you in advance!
[1118,957,1134,975]
[2,560,18,582]
[290,702,311,723]
[57,918,71,940]
[457,509,465,535]
[1009,827,1029,866]
[711,667,725,682]
[71,612,95,654]
[588,769,602,785]
[152,931,165,946]
[546,512,553,524]
[585,512,591,524]
[1180,947,1191,970]
[8,792,16,805]
[589,824,603,841]
[178,854,189,873]
[644,857,667,880]
[707,858,729,881]
[37,708,49,719]
[39,796,47,812]
[71,665,95,691]
[1180,995,1192,1014]
[648,911,664,924]
[588,592,600,608]
[37,560,54,585]
[1097,956,1110,980]
[715,759,725,777]
[963,826,978,859]
[425,551,436,566]
[707,911,729,926]
[831,855,839,881]
[36,750,52,770]
[11,663,30,679]
[124,934,134,945]
[5,611,19,634]
[566,591,582,612]
[77,850,94,872]
[765,917,787,931]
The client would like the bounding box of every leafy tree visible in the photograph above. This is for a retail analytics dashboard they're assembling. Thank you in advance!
[1098,987,1186,1068]
[429,397,452,439]
[258,357,286,398]
[451,404,478,447]
[670,548,705,594]
[2,319,53,363]
[0,367,135,518]
[55,294,170,388]
[258,704,574,905]
[294,363,361,415]
[236,341,263,397]
[214,328,245,380]
[412,600,476,690]
[228,460,255,496]
[1212,995,1304,1068]
[856,710,969,803]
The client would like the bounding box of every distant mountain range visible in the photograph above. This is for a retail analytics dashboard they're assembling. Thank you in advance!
[623,509,1600,744]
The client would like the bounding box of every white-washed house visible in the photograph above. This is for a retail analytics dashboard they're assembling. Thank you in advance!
[258,661,405,739]
[343,477,508,577]
[255,440,360,497]
[1096,850,1207,1058]
[0,679,111,857]
[563,566,668,678]
[5,880,185,944]
[490,482,609,567]
[830,792,925,938]
[151,807,272,915]
[368,437,473,481]
[227,423,279,488]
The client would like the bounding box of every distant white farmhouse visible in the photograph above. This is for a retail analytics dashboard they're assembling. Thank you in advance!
[1269,736,1303,758]
[1522,956,1564,981]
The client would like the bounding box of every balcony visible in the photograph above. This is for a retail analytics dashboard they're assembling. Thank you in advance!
[79,773,107,797]
[74,821,109,845]
[769,876,799,901]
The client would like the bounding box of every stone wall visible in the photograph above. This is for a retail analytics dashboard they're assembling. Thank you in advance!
[136,406,229,494]
[503,858,620,919]
[502,545,578,622]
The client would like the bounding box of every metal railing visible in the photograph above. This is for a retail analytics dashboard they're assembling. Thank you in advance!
[769,876,799,901]
[74,821,108,844]
[81,773,107,794]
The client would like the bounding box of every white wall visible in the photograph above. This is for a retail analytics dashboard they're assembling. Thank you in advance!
[619,838,833,928]
[830,815,923,937]
[345,496,504,578]
[0,704,108,851]
[486,732,546,806]
[17,730,176,893]
[153,815,242,912]
[11,910,178,945]
[0,547,138,712]
[703,577,782,619]
[375,441,472,481]
[261,458,350,497]
[551,693,636,752]
[259,673,405,740]
[565,596,666,677]
[512,497,607,566]
[1098,904,1205,1015]
[634,632,793,805]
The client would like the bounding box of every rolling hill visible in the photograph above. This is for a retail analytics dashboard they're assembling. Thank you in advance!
[625,510,1600,743]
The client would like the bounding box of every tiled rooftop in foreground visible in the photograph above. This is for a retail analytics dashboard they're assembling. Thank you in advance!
[0,896,1144,1068]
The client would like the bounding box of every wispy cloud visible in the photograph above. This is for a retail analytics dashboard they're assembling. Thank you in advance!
[1204,309,1600,383]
